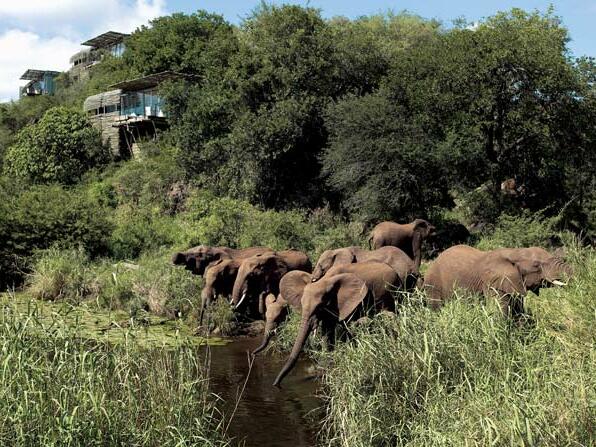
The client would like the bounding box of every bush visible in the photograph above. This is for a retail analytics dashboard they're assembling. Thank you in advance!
[108,207,179,259]
[27,247,94,301]
[0,299,228,446]
[476,211,561,250]
[183,190,317,253]
[108,153,185,211]
[3,107,109,184]
[321,247,595,446]
[0,184,112,288]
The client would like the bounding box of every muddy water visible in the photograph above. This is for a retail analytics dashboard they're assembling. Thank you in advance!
[204,338,322,447]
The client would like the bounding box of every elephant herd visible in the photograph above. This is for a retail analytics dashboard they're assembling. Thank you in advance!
[172,219,572,387]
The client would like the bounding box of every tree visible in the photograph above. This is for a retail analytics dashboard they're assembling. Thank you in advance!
[124,10,238,79]
[324,8,595,224]
[4,107,108,184]
[323,92,453,221]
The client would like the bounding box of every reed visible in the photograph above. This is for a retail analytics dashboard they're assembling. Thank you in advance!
[321,245,595,446]
[0,294,229,446]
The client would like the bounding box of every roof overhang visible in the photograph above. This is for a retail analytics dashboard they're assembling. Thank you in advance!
[81,31,129,48]
[20,69,61,81]
[108,71,199,91]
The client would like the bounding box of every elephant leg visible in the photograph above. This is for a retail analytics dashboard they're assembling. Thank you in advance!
[497,293,525,319]
[257,292,266,316]
[321,318,336,352]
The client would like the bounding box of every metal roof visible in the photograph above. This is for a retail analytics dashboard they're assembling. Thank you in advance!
[81,31,129,48]
[108,71,198,91]
[20,69,61,81]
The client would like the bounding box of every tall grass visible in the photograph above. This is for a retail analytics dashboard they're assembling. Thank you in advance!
[321,246,595,446]
[0,296,228,446]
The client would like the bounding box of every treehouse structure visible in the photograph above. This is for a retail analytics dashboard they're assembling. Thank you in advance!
[19,70,60,98]
[69,31,128,82]
[83,71,193,157]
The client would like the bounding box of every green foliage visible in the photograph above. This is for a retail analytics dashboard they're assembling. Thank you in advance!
[476,211,561,250]
[27,247,94,301]
[322,247,595,446]
[108,208,179,259]
[0,182,112,288]
[124,10,237,78]
[0,299,228,446]
[323,92,453,221]
[26,248,201,320]
[4,107,109,184]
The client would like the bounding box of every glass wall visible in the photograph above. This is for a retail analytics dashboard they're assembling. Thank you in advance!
[109,42,125,57]
[120,89,166,118]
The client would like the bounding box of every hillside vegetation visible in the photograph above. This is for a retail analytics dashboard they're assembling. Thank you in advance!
[0,3,594,447]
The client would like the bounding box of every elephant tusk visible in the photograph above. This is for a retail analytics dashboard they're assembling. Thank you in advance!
[552,280,567,286]
[235,292,247,310]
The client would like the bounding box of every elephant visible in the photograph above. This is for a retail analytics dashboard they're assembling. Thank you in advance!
[311,246,418,288]
[171,245,273,276]
[199,258,242,325]
[368,219,436,270]
[273,261,402,387]
[230,249,312,315]
[252,270,312,355]
[424,245,572,318]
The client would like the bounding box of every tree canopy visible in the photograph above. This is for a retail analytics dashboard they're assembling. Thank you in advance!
[3,107,108,184]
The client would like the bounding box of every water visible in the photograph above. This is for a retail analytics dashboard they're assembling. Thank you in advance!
[204,338,322,447]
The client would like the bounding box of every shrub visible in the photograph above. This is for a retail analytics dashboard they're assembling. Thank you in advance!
[27,247,94,301]
[108,154,185,211]
[183,190,317,253]
[321,247,595,446]
[0,184,112,288]
[3,107,109,184]
[476,211,561,250]
[109,207,179,259]
[0,299,228,446]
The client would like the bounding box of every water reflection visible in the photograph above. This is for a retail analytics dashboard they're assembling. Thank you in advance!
[202,338,321,447]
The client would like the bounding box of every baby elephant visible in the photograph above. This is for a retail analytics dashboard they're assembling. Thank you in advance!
[273,261,402,387]
[252,270,312,355]
[368,219,436,270]
[312,245,418,283]
[424,245,572,318]
[199,259,242,325]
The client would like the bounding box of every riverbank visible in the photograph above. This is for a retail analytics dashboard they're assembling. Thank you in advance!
[0,292,229,445]
[0,293,324,447]
[319,245,596,446]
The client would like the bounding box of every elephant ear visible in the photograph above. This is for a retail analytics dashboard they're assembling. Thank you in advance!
[279,270,312,308]
[327,273,368,321]
[172,252,186,265]
[333,249,357,266]
[483,258,527,295]
[265,293,285,319]
[262,256,289,281]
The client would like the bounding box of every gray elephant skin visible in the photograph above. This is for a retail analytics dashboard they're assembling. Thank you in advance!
[199,258,242,324]
[252,270,312,355]
[424,245,572,317]
[230,250,312,315]
[312,245,418,285]
[368,219,436,270]
[273,261,402,387]
[171,245,273,276]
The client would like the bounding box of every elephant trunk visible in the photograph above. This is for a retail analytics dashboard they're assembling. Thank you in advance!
[199,286,214,326]
[252,324,276,355]
[273,316,314,387]
[230,272,247,307]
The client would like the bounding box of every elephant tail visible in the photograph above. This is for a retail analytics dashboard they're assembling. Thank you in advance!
[367,233,374,250]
